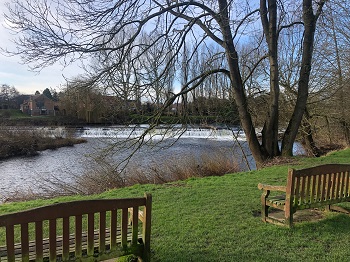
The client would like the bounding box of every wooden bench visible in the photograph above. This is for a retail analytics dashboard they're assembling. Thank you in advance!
[258,164,350,227]
[0,193,152,261]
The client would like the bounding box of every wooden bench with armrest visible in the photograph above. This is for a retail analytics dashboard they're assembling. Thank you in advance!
[258,164,350,227]
[0,193,152,262]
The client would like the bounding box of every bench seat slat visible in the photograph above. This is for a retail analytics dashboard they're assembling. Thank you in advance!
[267,196,286,205]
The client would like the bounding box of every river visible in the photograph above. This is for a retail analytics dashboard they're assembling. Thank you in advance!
[0,126,305,200]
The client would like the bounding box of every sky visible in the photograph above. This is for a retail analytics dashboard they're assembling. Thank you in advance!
[0,1,84,95]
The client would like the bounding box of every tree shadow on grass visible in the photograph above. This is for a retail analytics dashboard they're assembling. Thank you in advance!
[298,212,350,233]
[253,207,350,232]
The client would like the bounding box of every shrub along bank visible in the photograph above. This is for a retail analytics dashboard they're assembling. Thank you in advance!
[1,149,350,261]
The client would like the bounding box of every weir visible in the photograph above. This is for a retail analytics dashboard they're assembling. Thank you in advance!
[1,125,247,141]
[78,125,247,140]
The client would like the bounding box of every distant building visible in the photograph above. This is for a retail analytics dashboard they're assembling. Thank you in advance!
[20,94,59,116]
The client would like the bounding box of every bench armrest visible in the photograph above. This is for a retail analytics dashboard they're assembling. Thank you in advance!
[258,183,286,192]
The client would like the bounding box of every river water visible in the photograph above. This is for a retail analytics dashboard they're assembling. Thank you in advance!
[0,126,304,200]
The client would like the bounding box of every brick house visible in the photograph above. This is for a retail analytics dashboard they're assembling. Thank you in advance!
[20,94,59,116]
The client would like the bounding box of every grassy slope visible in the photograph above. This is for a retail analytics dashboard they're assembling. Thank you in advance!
[1,149,350,261]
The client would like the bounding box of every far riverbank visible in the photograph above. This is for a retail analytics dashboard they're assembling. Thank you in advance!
[0,128,86,160]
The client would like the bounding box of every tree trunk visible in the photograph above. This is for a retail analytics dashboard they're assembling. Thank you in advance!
[260,0,280,157]
[300,109,321,157]
[218,0,267,167]
[281,0,323,156]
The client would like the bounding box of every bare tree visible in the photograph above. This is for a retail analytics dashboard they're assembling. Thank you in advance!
[140,32,175,108]
[319,2,350,146]
[60,77,103,123]
[0,84,19,109]
[3,0,328,167]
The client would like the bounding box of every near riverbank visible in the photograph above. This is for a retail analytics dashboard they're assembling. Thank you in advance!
[1,148,350,261]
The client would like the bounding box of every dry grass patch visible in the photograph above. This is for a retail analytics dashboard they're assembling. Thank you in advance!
[53,150,240,195]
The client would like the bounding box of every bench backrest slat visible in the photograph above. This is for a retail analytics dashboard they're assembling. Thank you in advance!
[343,171,350,198]
[6,225,15,262]
[295,176,301,204]
[345,171,350,197]
[110,210,117,250]
[299,176,306,204]
[75,215,83,258]
[315,174,321,202]
[121,208,129,248]
[288,164,350,207]
[132,206,139,245]
[21,223,29,261]
[35,221,43,261]
[331,173,336,199]
[49,219,56,261]
[324,173,332,200]
[62,217,70,261]
[99,211,106,253]
[333,172,339,198]
[320,174,326,201]
[87,213,94,256]
[309,176,314,202]
[339,172,346,198]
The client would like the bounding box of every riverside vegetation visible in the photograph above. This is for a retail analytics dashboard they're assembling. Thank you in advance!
[1,148,350,261]
[0,129,86,160]
[0,109,87,159]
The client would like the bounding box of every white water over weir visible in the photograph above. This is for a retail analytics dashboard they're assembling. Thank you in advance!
[3,125,247,140]
[77,125,247,141]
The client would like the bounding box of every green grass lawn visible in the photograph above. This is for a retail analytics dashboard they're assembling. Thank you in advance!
[1,149,350,261]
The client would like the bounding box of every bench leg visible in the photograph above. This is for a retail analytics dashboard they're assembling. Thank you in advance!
[285,206,293,228]
[285,215,293,228]
[261,204,269,222]
[261,191,270,223]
